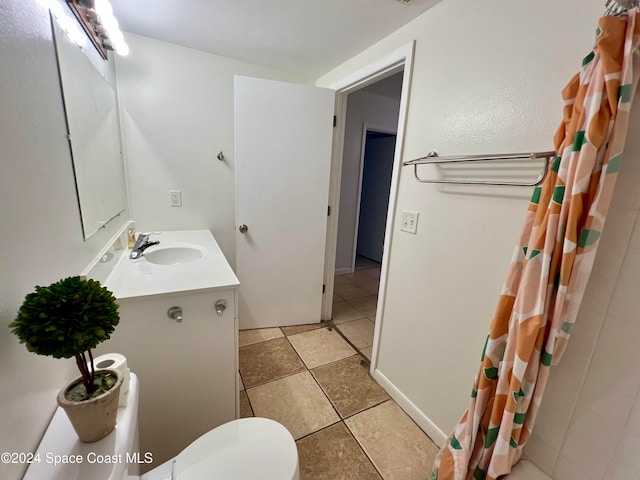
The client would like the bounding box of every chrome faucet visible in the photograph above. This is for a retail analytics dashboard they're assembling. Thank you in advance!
[130,232,160,259]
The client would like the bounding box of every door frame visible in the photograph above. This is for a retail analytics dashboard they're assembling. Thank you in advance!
[321,41,415,372]
[350,124,397,273]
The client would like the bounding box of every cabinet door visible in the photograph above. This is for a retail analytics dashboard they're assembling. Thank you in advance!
[96,290,236,469]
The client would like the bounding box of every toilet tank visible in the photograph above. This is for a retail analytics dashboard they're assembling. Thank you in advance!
[24,373,140,480]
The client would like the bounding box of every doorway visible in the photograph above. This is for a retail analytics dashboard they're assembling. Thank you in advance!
[332,122,399,360]
[356,129,397,265]
[323,59,409,367]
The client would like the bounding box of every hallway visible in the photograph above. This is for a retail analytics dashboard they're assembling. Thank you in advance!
[331,255,381,361]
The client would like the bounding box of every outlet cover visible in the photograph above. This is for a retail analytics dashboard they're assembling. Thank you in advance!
[169,190,182,207]
[401,210,419,234]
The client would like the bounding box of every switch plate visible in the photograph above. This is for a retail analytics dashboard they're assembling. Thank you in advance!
[169,190,182,207]
[401,210,419,234]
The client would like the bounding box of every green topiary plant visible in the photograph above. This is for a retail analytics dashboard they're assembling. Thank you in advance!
[9,276,120,399]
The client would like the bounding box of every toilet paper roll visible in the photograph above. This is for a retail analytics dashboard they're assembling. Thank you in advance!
[94,353,130,407]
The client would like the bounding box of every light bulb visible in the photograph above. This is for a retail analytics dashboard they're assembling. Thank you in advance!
[114,41,129,56]
[100,13,119,34]
[94,0,113,17]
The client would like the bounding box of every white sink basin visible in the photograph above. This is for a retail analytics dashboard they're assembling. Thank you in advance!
[144,246,204,265]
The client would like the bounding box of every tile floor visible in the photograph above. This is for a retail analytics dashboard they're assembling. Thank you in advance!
[331,256,382,360]
[238,275,441,479]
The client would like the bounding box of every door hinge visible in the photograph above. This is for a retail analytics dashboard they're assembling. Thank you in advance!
[322,284,326,294]
[333,115,337,127]
[327,205,331,216]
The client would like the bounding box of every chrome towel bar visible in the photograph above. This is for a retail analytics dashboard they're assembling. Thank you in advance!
[403,150,556,186]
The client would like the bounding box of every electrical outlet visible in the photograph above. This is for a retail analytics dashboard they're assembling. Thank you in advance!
[169,190,182,207]
[401,210,418,234]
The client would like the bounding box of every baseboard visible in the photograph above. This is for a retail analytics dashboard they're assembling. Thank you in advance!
[334,267,353,275]
[372,368,448,447]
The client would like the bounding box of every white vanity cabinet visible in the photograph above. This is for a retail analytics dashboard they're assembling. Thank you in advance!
[92,230,240,471]
[96,289,238,470]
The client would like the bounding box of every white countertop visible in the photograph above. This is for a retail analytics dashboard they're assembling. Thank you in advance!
[104,230,239,302]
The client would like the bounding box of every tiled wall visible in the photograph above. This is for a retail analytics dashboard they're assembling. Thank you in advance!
[524,102,640,479]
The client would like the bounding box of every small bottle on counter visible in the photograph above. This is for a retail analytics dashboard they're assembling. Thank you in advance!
[127,226,136,249]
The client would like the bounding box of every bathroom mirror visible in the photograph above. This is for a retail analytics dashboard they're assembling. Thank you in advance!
[52,14,128,240]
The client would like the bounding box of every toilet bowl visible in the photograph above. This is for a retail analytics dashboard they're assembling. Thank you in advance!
[24,373,299,480]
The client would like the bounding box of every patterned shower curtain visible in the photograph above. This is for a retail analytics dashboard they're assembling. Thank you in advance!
[432,11,640,480]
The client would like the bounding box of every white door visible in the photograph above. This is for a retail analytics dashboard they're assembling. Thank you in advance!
[234,76,335,329]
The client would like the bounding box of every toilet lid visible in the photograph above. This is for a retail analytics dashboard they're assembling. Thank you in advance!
[175,417,298,480]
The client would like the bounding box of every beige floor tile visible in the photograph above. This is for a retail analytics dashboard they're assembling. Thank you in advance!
[311,355,389,418]
[347,295,378,317]
[239,337,306,388]
[334,283,370,300]
[247,371,339,439]
[238,327,284,347]
[333,293,344,303]
[357,279,381,296]
[339,318,375,349]
[238,373,244,391]
[296,422,381,480]
[334,275,353,286]
[288,327,357,369]
[281,323,323,336]
[332,301,367,324]
[360,347,373,361]
[344,271,378,284]
[361,267,381,279]
[239,390,253,418]
[345,401,439,480]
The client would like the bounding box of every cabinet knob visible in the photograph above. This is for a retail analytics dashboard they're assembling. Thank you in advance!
[167,306,183,323]
[215,300,227,316]
[238,224,248,234]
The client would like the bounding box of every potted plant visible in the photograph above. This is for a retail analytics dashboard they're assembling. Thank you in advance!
[9,276,123,442]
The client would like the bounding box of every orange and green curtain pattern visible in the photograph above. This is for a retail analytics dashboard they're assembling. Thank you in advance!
[432,11,640,480]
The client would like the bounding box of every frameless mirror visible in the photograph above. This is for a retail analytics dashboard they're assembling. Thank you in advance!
[52,13,128,240]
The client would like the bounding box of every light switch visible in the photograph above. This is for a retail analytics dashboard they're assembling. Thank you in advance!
[401,210,419,234]
[169,190,182,207]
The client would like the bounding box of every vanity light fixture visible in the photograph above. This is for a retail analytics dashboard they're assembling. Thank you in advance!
[66,0,129,58]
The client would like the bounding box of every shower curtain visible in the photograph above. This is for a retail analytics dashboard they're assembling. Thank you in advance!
[432,11,640,480]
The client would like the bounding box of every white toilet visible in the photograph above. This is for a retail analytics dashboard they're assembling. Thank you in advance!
[24,373,300,480]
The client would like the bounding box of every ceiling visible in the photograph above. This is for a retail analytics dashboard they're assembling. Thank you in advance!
[110,0,440,80]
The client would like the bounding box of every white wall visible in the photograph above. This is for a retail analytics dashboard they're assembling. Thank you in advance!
[317,1,640,478]
[336,90,400,273]
[0,2,129,479]
[116,34,306,267]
